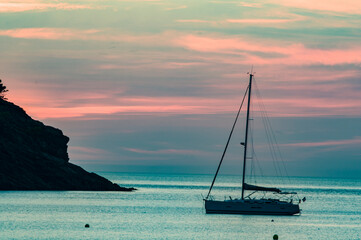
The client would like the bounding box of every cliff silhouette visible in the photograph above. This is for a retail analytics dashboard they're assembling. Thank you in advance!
[0,99,134,191]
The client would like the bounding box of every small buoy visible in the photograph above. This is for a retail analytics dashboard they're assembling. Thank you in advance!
[273,234,278,240]
[85,224,90,228]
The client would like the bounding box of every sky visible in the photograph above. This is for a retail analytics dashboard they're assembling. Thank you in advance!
[0,0,360,178]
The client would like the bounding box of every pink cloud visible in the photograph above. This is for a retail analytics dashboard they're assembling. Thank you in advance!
[210,1,262,8]
[4,28,361,66]
[21,95,360,119]
[117,0,163,1]
[177,17,304,26]
[160,61,208,69]
[97,61,207,70]
[175,34,361,65]
[176,19,213,23]
[8,74,360,119]
[12,93,243,119]
[0,28,100,40]
[282,138,361,147]
[0,2,98,13]
[175,34,297,54]
[266,69,359,83]
[269,0,361,14]
[226,18,300,24]
[22,105,204,119]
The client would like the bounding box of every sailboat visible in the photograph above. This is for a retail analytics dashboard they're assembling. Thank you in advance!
[204,73,303,215]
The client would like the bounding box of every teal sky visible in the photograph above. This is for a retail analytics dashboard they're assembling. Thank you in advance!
[1,0,360,177]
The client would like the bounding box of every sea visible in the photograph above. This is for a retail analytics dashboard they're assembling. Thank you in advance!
[0,172,360,240]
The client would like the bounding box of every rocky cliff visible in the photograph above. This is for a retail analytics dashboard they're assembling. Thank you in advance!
[0,99,134,191]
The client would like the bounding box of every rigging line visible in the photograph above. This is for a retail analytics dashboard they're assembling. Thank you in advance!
[263,108,292,183]
[254,80,291,185]
[252,81,275,164]
[257,91,292,182]
[253,151,265,183]
[257,86,283,182]
[254,80,289,181]
[261,98,282,179]
[253,79,282,179]
[205,85,249,200]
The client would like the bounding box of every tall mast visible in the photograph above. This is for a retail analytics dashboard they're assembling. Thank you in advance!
[241,73,253,199]
[205,85,249,200]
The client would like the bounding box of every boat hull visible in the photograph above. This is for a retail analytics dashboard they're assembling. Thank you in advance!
[204,199,300,215]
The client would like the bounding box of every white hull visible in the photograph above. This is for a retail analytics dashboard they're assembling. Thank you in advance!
[205,199,300,215]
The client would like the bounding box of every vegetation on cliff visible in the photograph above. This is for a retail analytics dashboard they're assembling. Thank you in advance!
[0,79,8,100]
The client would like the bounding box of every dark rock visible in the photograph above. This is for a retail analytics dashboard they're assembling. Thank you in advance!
[0,99,135,191]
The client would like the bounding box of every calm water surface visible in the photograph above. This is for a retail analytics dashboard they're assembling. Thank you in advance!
[0,173,360,239]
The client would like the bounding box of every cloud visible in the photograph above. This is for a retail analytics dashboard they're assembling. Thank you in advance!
[210,1,263,8]
[4,28,361,67]
[175,34,286,53]
[22,105,202,119]
[177,15,305,26]
[97,61,207,70]
[176,19,213,23]
[116,0,163,1]
[19,95,239,119]
[269,69,359,83]
[123,147,210,156]
[258,97,361,117]
[282,138,361,147]
[0,2,99,13]
[268,0,361,14]
[70,146,109,154]
[16,89,361,120]
[0,28,100,40]
[226,18,302,24]
[68,146,113,161]
[175,34,361,65]
[0,28,175,48]
[165,5,187,11]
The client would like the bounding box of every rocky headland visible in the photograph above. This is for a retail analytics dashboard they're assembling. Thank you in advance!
[0,99,135,191]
